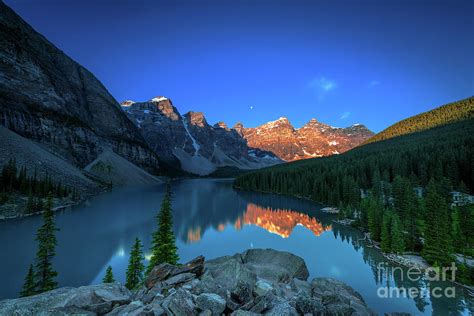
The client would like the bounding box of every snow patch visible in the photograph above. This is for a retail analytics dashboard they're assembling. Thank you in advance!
[150,96,168,103]
[328,141,338,146]
[182,116,200,155]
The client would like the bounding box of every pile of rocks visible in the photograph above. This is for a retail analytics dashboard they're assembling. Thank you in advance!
[0,249,378,315]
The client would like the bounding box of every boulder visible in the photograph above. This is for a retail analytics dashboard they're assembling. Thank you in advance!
[294,294,324,315]
[265,301,298,316]
[60,283,131,314]
[105,300,144,315]
[205,254,257,292]
[162,288,196,315]
[231,280,253,304]
[254,280,273,297]
[195,293,226,315]
[145,256,204,289]
[311,278,376,315]
[242,249,309,282]
[0,283,131,316]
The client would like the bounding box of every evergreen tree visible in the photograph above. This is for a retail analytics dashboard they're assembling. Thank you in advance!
[390,214,405,254]
[103,266,115,283]
[146,183,179,275]
[423,180,452,266]
[381,211,392,252]
[366,196,383,241]
[126,238,145,290]
[20,264,36,297]
[34,193,59,293]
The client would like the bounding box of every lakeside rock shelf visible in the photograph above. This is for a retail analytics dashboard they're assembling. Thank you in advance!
[0,249,379,315]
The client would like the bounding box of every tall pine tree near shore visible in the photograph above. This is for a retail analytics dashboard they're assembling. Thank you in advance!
[381,211,392,252]
[390,213,405,254]
[34,193,59,293]
[146,183,179,275]
[423,179,452,266]
[126,238,145,290]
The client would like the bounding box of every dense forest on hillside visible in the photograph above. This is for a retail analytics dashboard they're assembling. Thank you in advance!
[0,159,79,214]
[365,96,473,144]
[235,116,474,283]
[235,118,474,200]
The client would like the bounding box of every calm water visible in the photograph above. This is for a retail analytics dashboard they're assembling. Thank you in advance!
[0,179,471,315]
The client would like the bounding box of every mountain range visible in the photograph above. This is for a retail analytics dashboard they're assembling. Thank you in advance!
[121,97,374,174]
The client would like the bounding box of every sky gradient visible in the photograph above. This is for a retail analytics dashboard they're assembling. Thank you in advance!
[6,0,473,132]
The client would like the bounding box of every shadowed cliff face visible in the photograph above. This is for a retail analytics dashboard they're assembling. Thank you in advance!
[240,117,374,161]
[0,2,159,172]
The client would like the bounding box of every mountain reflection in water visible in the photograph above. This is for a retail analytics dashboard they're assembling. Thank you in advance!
[186,203,331,242]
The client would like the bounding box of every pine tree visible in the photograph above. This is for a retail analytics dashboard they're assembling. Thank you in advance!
[126,238,145,290]
[20,264,36,297]
[103,266,115,283]
[367,196,383,241]
[34,193,59,293]
[422,179,452,266]
[390,214,405,254]
[146,183,179,275]
[381,211,392,252]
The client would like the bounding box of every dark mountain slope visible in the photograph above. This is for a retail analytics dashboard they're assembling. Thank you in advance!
[0,2,159,173]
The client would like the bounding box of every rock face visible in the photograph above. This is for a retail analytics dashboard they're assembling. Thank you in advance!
[121,97,281,175]
[0,249,377,315]
[240,117,374,161]
[0,2,160,174]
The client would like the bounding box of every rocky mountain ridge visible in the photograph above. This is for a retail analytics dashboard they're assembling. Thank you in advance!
[0,249,378,315]
[121,97,281,175]
[0,2,160,179]
[240,117,374,161]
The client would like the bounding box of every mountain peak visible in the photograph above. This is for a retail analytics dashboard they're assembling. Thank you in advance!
[149,96,169,103]
[120,100,135,107]
[214,121,229,130]
[185,111,208,127]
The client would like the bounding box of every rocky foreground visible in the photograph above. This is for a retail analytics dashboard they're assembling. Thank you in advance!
[0,249,378,315]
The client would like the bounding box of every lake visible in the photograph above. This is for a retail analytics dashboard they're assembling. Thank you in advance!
[0,179,471,315]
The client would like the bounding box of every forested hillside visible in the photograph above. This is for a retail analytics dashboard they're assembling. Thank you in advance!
[235,118,474,201]
[235,103,474,283]
[365,96,473,144]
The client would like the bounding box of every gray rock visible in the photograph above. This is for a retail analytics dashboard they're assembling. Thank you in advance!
[195,293,226,315]
[205,254,257,292]
[254,280,273,297]
[311,278,376,315]
[294,294,324,315]
[231,280,253,304]
[0,283,130,316]
[162,288,196,315]
[230,311,261,316]
[105,300,144,315]
[264,301,298,316]
[163,272,196,288]
[60,283,131,314]
[242,249,309,282]
[49,306,97,315]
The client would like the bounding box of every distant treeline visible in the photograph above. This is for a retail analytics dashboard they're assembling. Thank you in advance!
[0,159,79,212]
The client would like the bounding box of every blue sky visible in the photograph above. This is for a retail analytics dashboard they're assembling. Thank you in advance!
[6,0,473,132]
